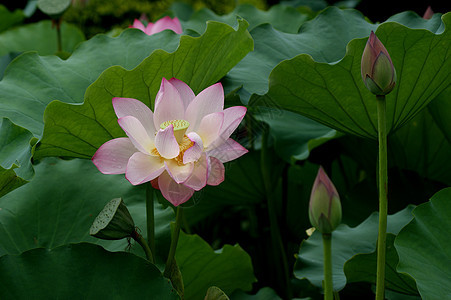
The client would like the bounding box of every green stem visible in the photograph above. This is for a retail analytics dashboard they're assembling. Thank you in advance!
[322,233,333,300]
[146,184,156,264]
[260,126,292,299]
[133,231,154,262]
[164,206,183,278]
[375,95,388,300]
[56,18,62,52]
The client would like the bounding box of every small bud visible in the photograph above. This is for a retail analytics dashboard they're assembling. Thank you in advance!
[309,167,342,234]
[90,198,135,240]
[361,31,396,96]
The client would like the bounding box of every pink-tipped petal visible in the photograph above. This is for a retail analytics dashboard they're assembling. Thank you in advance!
[196,112,224,148]
[183,132,204,164]
[113,97,155,137]
[125,152,165,185]
[153,78,185,129]
[185,83,224,132]
[144,23,154,35]
[164,159,194,184]
[169,78,195,110]
[155,125,180,159]
[207,156,225,186]
[92,138,136,174]
[131,19,146,32]
[118,116,154,154]
[208,106,246,149]
[158,171,194,206]
[207,138,248,163]
[184,153,208,190]
[150,16,182,35]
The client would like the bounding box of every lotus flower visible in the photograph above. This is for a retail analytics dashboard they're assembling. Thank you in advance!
[130,16,182,35]
[92,78,248,206]
[308,166,342,234]
[361,31,396,96]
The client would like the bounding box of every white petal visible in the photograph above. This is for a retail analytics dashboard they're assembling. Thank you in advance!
[92,138,137,174]
[158,171,194,206]
[118,116,154,154]
[183,132,204,164]
[184,153,208,190]
[113,97,155,137]
[207,138,248,163]
[155,125,180,159]
[153,78,185,129]
[185,83,224,132]
[165,160,194,184]
[208,106,246,150]
[125,152,164,185]
[196,112,224,148]
[169,78,195,110]
[207,156,225,186]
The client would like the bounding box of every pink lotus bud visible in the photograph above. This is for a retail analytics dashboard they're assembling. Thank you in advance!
[423,6,434,19]
[309,167,342,234]
[361,31,396,96]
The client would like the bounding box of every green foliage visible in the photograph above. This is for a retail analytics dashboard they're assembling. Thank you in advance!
[249,11,451,139]
[0,20,85,56]
[294,206,414,291]
[177,230,256,298]
[0,5,25,33]
[395,188,451,300]
[0,243,179,299]
[35,20,253,159]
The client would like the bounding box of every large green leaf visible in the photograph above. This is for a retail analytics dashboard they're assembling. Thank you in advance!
[249,11,451,139]
[253,107,339,162]
[0,118,35,198]
[0,5,24,33]
[0,157,145,256]
[0,20,84,56]
[0,243,179,299]
[294,206,414,291]
[395,187,451,300]
[427,85,451,144]
[225,7,380,101]
[183,4,308,35]
[35,19,253,159]
[177,230,256,299]
[389,102,451,185]
[344,234,418,295]
[0,28,180,137]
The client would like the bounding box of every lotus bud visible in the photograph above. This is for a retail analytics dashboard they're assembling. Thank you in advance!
[309,167,342,234]
[90,198,135,240]
[361,31,396,96]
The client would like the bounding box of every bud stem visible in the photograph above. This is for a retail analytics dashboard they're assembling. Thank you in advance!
[375,95,388,300]
[164,206,184,296]
[132,230,154,263]
[322,233,333,300]
[146,184,156,264]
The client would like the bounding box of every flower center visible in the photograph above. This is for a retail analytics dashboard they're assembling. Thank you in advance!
[160,119,189,144]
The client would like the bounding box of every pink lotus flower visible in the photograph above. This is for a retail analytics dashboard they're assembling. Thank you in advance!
[92,78,248,206]
[130,16,182,35]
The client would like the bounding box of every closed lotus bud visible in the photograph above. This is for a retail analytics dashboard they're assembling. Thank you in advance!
[361,31,396,96]
[90,198,135,240]
[309,167,342,234]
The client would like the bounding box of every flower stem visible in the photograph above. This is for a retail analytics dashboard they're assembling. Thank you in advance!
[146,184,156,264]
[132,230,154,263]
[375,95,388,300]
[55,18,62,53]
[164,206,184,297]
[322,233,333,300]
